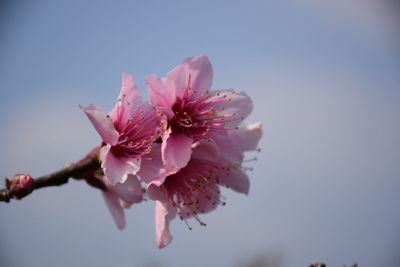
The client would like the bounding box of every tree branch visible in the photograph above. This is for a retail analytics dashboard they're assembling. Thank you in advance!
[0,154,101,203]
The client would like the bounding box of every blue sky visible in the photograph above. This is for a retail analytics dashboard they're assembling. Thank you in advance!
[1,1,399,267]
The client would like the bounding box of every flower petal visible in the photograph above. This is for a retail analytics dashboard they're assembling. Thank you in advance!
[161,129,193,171]
[218,166,250,195]
[212,90,254,128]
[100,146,141,185]
[207,130,243,165]
[179,182,219,216]
[146,74,177,107]
[166,55,213,99]
[191,140,219,161]
[138,144,178,184]
[102,190,125,230]
[109,174,143,207]
[155,201,176,248]
[80,104,119,145]
[147,181,168,202]
[137,144,164,183]
[237,122,263,152]
[109,73,143,125]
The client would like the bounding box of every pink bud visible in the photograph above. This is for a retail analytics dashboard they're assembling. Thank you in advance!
[9,174,34,199]
[20,174,34,188]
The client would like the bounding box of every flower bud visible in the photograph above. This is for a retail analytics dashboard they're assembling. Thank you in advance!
[9,174,34,199]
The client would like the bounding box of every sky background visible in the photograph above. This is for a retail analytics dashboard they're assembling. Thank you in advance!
[0,1,399,266]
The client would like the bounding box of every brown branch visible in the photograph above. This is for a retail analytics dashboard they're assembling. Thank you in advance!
[0,154,102,203]
[309,264,358,267]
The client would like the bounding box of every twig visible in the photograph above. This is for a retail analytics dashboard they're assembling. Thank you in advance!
[309,264,358,267]
[0,154,101,203]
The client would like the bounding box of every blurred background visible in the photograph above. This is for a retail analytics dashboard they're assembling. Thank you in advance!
[0,1,399,266]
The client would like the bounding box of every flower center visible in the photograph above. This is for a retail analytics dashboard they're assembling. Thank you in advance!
[160,159,227,229]
[169,86,242,140]
[112,101,162,158]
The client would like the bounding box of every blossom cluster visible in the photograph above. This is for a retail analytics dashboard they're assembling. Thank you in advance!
[81,55,262,248]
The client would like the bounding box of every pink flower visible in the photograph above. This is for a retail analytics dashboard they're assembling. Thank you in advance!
[81,73,163,185]
[100,174,143,230]
[139,123,262,248]
[146,55,253,171]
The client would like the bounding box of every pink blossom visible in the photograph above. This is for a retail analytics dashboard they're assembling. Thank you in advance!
[100,174,143,230]
[81,73,163,185]
[139,123,262,248]
[146,55,253,170]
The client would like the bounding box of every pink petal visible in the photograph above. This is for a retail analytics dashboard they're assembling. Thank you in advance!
[191,140,219,161]
[237,123,263,151]
[156,106,174,120]
[102,190,125,230]
[146,74,177,107]
[219,166,250,195]
[180,182,219,216]
[80,104,119,145]
[137,144,164,183]
[138,144,178,183]
[100,146,141,185]
[212,90,254,128]
[147,181,168,202]
[161,129,193,171]
[155,201,176,248]
[207,130,243,165]
[166,55,213,99]
[109,73,143,124]
[109,174,143,207]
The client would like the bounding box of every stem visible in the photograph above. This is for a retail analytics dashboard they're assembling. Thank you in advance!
[0,155,101,203]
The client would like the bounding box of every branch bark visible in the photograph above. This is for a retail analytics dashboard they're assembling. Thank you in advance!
[0,154,101,203]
